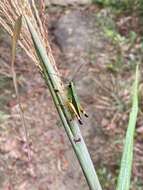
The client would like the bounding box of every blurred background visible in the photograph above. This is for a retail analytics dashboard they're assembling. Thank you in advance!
[0,0,143,189]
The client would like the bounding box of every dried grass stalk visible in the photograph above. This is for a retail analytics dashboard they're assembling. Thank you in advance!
[0,0,58,73]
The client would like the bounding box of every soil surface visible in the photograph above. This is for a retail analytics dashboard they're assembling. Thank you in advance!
[0,3,143,190]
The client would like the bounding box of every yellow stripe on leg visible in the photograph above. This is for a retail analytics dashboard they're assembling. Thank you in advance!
[67,102,83,124]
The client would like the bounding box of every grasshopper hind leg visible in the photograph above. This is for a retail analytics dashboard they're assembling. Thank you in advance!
[78,118,83,125]
[80,107,88,118]
[68,102,83,125]
[84,112,88,117]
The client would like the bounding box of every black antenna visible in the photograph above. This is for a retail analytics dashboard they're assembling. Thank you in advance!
[46,61,89,83]
[69,61,89,82]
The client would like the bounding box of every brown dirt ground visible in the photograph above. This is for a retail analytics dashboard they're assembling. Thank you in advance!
[0,4,143,190]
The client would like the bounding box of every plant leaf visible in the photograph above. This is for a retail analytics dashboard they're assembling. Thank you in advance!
[116,64,139,190]
[12,15,31,161]
[25,16,102,190]
[12,15,22,65]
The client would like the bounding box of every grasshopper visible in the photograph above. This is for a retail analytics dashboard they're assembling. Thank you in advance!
[65,63,89,125]
[66,81,88,125]
[42,64,89,125]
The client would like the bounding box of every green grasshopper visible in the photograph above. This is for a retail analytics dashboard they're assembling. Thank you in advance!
[66,81,88,125]
[43,64,89,125]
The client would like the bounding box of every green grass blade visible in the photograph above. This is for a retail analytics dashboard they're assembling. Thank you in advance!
[116,64,139,190]
[25,16,102,190]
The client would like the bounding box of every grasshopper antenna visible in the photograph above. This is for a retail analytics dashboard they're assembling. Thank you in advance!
[69,61,89,82]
